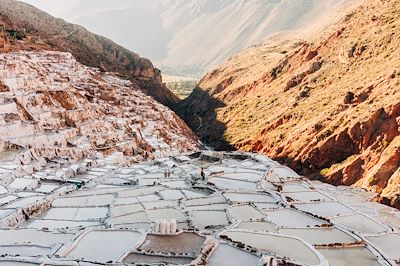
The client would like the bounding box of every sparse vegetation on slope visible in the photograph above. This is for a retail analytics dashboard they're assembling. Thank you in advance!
[178,0,400,208]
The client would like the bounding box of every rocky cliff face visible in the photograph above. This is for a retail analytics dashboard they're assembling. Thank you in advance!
[178,0,400,208]
[0,0,179,108]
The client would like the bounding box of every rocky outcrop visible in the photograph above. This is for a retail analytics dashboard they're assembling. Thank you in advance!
[178,0,400,208]
[0,0,179,108]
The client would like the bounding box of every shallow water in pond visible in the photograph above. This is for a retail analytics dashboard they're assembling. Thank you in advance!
[146,208,186,222]
[208,244,260,266]
[143,200,178,209]
[220,172,263,183]
[224,192,277,203]
[0,229,74,246]
[264,209,327,228]
[279,228,359,245]
[185,196,226,206]
[230,205,265,221]
[283,191,331,202]
[186,203,228,211]
[208,177,257,190]
[234,221,277,232]
[222,231,321,265]
[295,201,355,218]
[366,233,400,260]
[4,196,44,208]
[111,204,144,217]
[0,245,52,256]
[52,194,114,207]
[23,219,100,230]
[158,189,185,200]
[38,207,108,221]
[65,230,142,263]
[331,214,389,234]
[191,210,229,229]
[318,247,380,266]
[107,211,149,226]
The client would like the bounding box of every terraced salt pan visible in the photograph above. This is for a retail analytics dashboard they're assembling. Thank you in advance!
[118,186,164,198]
[111,204,144,217]
[161,180,190,189]
[218,172,263,183]
[0,195,17,206]
[146,208,186,222]
[185,195,227,206]
[191,210,229,229]
[0,246,52,256]
[331,214,389,234]
[279,228,359,245]
[137,194,161,202]
[64,230,143,263]
[52,194,114,207]
[221,231,323,266]
[38,207,108,221]
[4,196,44,208]
[186,203,228,211]
[107,211,149,226]
[317,247,380,266]
[224,192,277,203]
[230,205,265,221]
[264,208,328,228]
[24,219,100,230]
[295,201,355,218]
[208,177,257,190]
[283,191,331,202]
[235,221,277,232]
[366,233,400,260]
[208,244,260,266]
[0,229,74,246]
[280,181,312,192]
[158,189,185,200]
[142,200,177,210]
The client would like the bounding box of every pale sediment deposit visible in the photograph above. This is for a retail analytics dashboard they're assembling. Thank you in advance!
[0,151,399,265]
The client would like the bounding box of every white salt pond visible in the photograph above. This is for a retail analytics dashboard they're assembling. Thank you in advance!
[264,208,328,228]
[0,151,398,265]
[64,230,143,263]
[317,247,380,266]
[191,210,229,229]
[208,244,260,266]
[221,231,323,265]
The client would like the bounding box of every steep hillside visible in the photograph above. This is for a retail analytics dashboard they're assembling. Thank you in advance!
[0,0,179,108]
[0,51,198,165]
[178,0,400,208]
[21,0,354,77]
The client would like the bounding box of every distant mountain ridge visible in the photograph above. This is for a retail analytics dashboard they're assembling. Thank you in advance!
[21,0,354,77]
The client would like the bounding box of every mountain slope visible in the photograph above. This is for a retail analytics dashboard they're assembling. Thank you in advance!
[178,0,400,208]
[21,0,354,77]
[0,0,179,108]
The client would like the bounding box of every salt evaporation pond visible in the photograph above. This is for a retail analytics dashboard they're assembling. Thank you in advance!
[0,151,398,265]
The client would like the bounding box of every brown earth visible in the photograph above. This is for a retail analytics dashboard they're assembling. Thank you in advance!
[0,0,179,108]
[178,0,400,208]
